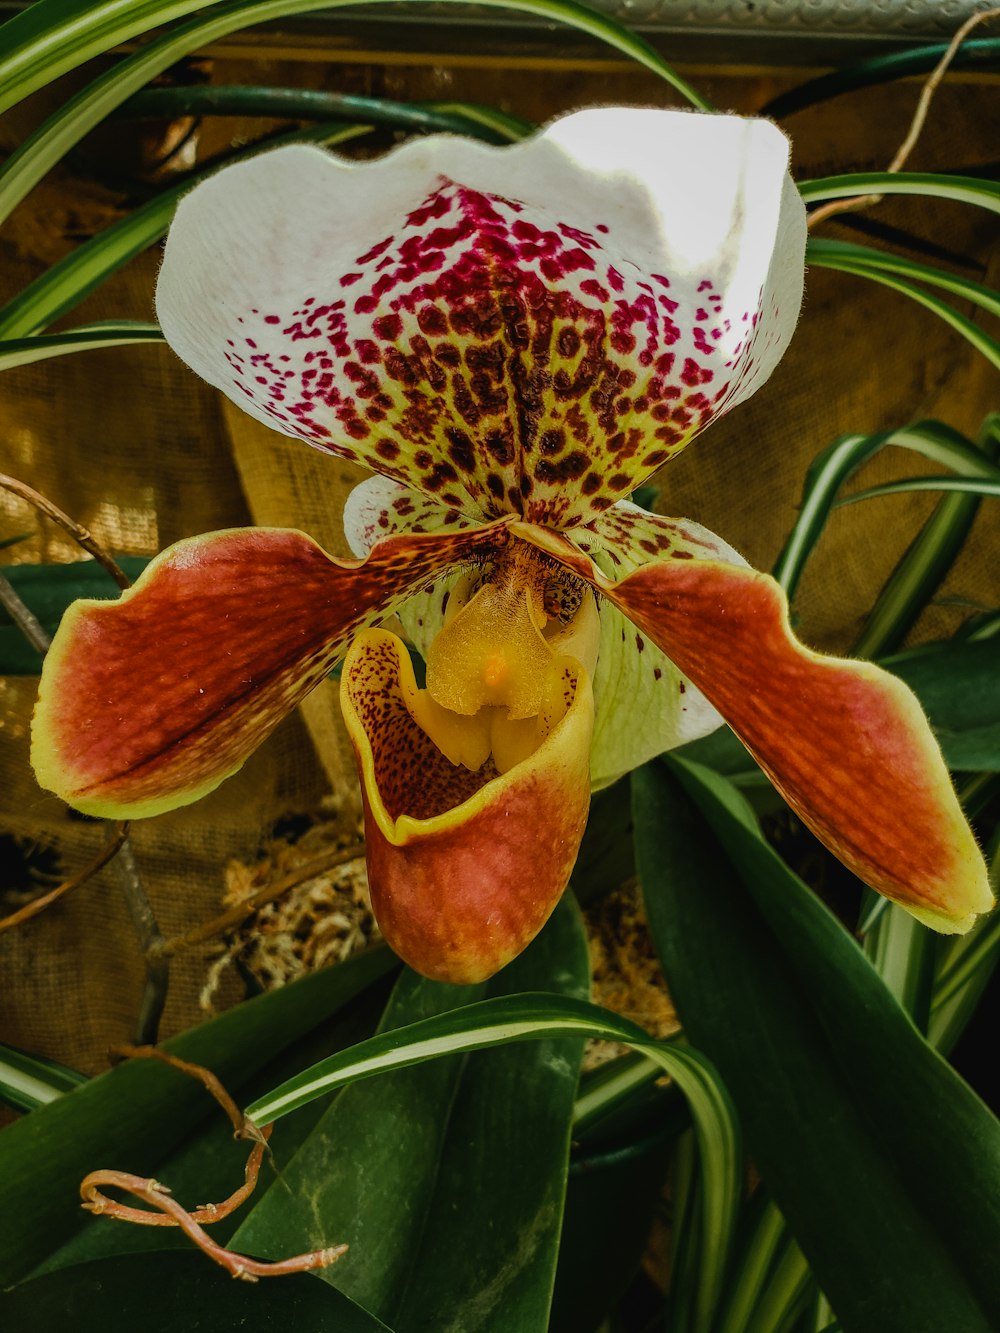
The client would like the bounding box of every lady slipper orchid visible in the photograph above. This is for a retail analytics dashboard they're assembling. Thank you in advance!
[31,108,991,983]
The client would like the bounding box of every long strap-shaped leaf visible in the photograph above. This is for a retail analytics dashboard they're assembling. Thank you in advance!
[0,322,162,371]
[635,756,1000,1333]
[808,237,1000,321]
[0,0,711,121]
[772,420,999,599]
[848,415,1000,659]
[807,252,1000,371]
[247,992,740,1333]
[0,1044,87,1114]
[841,476,1000,503]
[798,171,1000,214]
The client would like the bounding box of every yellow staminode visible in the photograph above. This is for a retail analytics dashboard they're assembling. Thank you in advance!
[411,546,600,774]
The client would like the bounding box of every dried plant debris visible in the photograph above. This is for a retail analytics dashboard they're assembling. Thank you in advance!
[200,809,677,1067]
[200,807,376,1013]
[583,877,679,1071]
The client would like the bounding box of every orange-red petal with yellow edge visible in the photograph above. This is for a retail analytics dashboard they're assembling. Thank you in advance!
[513,523,992,933]
[341,628,594,983]
[32,522,509,820]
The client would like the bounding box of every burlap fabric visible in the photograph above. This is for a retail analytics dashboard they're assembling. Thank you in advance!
[1,49,996,1074]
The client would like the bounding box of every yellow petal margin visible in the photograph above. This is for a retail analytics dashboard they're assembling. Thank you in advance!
[514,523,993,934]
[341,628,594,983]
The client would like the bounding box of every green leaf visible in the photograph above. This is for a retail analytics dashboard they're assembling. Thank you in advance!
[804,254,1000,370]
[0,0,710,123]
[841,476,1000,503]
[848,418,1000,658]
[0,323,163,371]
[245,990,739,1333]
[634,756,1000,1333]
[798,172,1000,215]
[25,980,393,1276]
[0,945,396,1286]
[931,902,1000,1055]
[771,419,1000,601]
[807,238,1000,321]
[771,430,889,598]
[0,557,150,674]
[0,1254,392,1332]
[886,639,1000,771]
[230,898,590,1332]
[117,85,535,143]
[0,1044,87,1113]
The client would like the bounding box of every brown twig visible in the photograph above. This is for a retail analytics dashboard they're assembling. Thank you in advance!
[153,842,366,959]
[0,822,129,936]
[0,472,132,589]
[111,842,171,1046]
[0,474,168,1037]
[808,7,1000,231]
[83,1046,347,1280]
[0,570,50,653]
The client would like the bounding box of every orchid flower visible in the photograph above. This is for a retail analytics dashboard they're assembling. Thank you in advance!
[31,109,991,983]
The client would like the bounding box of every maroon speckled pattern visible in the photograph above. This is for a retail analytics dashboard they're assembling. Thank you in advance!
[222,181,768,529]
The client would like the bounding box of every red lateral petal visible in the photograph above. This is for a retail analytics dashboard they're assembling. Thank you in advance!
[609,561,992,930]
[511,524,992,931]
[341,629,593,982]
[32,523,507,818]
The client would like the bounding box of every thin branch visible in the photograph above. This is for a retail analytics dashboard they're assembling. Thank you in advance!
[0,474,168,1036]
[83,1047,347,1280]
[808,7,1000,231]
[111,841,171,1045]
[153,842,366,959]
[0,822,129,935]
[0,569,50,653]
[0,472,132,589]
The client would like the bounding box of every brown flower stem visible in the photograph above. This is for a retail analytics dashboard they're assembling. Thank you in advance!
[0,822,129,935]
[808,7,1000,231]
[85,1047,347,1280]
[111,841,171,1045]
[0,569,50,653]
[152,842,365,959]
[0,472,132,589]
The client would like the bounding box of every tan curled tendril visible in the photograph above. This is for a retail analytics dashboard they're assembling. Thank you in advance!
[81,1046,348,1281]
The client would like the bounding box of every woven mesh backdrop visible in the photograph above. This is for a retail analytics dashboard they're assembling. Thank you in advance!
[1,50,997,1074]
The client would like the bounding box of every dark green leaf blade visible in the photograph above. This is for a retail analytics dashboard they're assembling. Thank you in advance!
[0,1253,391,1333]
[634,757,1000,1333]
[0,557,150,674]
[231,896,589,1333]
[887,639,1000,771]
[0,945,395,1286]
